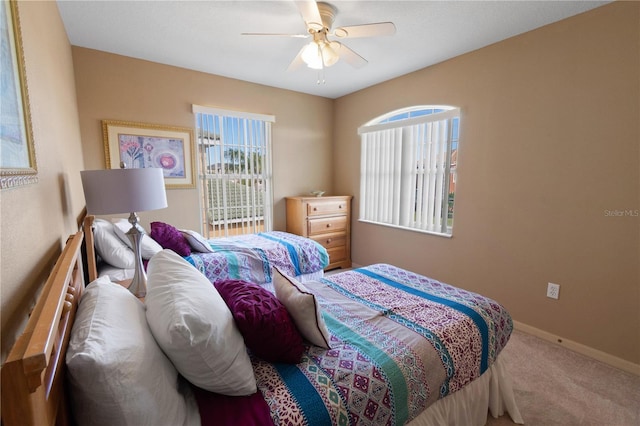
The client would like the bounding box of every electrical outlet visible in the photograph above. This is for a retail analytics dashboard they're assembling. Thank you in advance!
[547,283,560,299]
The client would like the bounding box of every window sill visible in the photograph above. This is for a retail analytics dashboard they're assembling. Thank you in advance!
[358,219,453,238]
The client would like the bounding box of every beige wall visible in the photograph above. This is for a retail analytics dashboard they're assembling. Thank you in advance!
[334,1,639,365]
[73,48,334,232]
[0,1,85,362]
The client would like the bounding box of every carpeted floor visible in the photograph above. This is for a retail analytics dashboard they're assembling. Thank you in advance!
[486,330,640,426]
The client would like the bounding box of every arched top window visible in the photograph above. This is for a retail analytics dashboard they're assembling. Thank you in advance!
[359,105,461,236]
[364,105,457,126]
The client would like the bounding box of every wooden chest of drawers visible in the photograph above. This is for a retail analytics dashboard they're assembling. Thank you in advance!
[285,195,352,271]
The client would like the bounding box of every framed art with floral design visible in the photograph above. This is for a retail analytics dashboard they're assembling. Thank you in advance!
[102,120,195,189]
[1,0,37,190]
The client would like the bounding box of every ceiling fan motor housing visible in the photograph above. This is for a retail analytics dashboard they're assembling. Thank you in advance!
[316,2,337,32]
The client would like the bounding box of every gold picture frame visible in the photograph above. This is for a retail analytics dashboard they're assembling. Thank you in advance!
[102,120,196,189]
[1,0,37,190]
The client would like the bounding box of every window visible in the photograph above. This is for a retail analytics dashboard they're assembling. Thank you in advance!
[193,105,274,238]
[358,106,460,236]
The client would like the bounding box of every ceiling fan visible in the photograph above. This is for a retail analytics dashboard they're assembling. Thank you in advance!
[242,0,396,73]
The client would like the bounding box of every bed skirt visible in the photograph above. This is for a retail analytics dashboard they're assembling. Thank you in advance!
[407,355,523,426]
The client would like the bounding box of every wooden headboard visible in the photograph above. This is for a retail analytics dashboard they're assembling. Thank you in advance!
[82,215,98,283]
[1,231,85,426]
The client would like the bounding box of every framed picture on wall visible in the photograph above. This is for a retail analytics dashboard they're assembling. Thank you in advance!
[102,120,196,189]
[1,0,37,190]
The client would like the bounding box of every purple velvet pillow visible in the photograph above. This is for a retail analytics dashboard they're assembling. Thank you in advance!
[149,222,191,257]
[191,385,274,426]
[214,279,304,364]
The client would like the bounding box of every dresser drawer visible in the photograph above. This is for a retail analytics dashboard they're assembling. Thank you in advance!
[311,233,346,249]
[327,246,347,263]
[306,199,349,217]
[307,215,347,235]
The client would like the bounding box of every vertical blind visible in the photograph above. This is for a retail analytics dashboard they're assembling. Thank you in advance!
[359,108,459,235]
[193,105,274,238]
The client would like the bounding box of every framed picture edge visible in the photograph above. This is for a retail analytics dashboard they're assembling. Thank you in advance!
[101,119,196,189]
[0,0,38,190]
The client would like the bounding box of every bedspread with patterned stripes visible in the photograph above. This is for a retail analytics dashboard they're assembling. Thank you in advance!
[252,263,513,426]
[185,231,329,284]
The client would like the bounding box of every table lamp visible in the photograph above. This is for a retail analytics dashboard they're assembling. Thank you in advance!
[81,167,167,297]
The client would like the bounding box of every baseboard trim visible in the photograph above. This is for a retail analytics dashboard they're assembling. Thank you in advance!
[513,320,640,376]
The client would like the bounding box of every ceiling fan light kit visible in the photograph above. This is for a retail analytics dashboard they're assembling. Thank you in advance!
[301,40,339,70]
[243,0,395,79]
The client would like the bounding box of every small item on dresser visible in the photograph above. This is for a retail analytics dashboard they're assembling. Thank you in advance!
[310,190,325,197]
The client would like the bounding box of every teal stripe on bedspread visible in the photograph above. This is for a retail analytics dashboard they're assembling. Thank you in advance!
[258,233,302,276]
[274,363,332,425]
[321,277,454,397]
[324,315,409,426]
[357,268,490,374]
[207,244,240,277]
[215,237,273,280]
[249,247,272,282]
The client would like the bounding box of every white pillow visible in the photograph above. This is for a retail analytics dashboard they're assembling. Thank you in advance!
[273,267,332,348]
[92,219,135,269]
[112,218,163,260]
[145,250,257,396]
[97,262,134,282]
[180,229,214,253]
[66,277,199,426]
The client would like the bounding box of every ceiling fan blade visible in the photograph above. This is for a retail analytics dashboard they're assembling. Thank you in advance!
[333,22,396,38]
[287,46,307,72]
[335,43,368,69]
[241,32,309,38]
[294,0,323,31]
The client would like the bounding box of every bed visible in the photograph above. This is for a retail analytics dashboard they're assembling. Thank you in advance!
[2,228,523,426]
[82,215,329,286]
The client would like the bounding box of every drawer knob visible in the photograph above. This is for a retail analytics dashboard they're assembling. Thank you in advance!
[326,223,331,228]
[339,205,343,209]
[313,207,318,211]
[326,239,332,244]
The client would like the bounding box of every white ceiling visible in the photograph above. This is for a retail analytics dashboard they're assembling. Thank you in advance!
[57,0,610,99]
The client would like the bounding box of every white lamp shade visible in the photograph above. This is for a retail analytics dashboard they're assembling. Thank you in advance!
[81,168,168,215]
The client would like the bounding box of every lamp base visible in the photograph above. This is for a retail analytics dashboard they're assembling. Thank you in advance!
[125,212,147,298]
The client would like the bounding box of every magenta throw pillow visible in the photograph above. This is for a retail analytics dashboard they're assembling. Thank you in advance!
[150,222,191,257]
[214,279,304,364]
[191,386,274,426]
